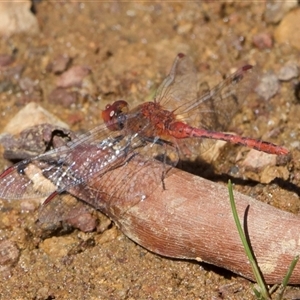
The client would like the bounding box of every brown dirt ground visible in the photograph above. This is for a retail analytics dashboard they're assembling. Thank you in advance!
[0,2,300,299]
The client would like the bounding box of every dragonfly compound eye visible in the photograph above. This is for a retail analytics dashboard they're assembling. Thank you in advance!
[102,100,129,131]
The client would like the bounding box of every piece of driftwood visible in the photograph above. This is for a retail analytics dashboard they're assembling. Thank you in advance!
[73,154,300,284]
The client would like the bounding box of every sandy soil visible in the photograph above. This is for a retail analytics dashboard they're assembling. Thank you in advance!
[0,2,300,299]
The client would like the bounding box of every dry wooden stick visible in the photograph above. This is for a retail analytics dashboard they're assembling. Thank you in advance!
[80,155,300,284]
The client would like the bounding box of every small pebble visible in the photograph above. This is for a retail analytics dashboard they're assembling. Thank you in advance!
[264,0,298,24]
[252,32,273,50]
[46,54,71,74]
[0,240,20,271]
[19,77,36,93]
[260,166,290,184]
[67,212,98,232]
[255,71,280,100]
[241,149,277,170]
[56,65,91,88]
[48,87,78,107]
[278,62,299,81]
[0,54,14,67]
[3,102,69,135]
[274,8,300,50]
[36,287,51,300]
[40,236,78,259]
[0,1,39,36]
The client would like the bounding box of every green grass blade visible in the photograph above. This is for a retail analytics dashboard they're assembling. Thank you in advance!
[282,255,299,287]
[228,180,270,299]
[276,255,299,300]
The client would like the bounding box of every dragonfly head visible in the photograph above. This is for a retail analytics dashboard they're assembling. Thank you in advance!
[102,100,129,131]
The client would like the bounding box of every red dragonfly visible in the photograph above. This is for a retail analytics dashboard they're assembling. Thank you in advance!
[0,54,288,219]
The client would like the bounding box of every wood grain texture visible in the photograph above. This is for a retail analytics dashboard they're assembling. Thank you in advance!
[83,155,300,284]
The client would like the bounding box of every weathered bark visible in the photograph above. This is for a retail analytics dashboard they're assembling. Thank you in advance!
[81,155,300,284]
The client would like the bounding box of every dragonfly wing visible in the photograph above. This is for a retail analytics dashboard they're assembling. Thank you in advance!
[155,53,199,111]
[0,121,132,201]
[38,192,93,224]
[195,65,255,131]
[156,54,255,131]
[0,160,58,200]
